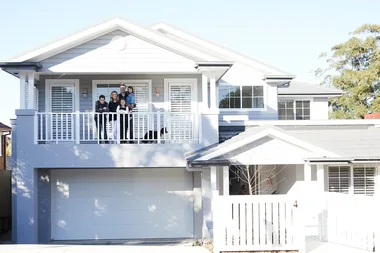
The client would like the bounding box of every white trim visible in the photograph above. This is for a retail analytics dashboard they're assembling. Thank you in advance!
[164,78,198,113]
[45,79,80,112]
[304,163,312,181]
[202,75,208,111]
[218,83,267,112]
[92,79,152,111]
[195,128,340,161]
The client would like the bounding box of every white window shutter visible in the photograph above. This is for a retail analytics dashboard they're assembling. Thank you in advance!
[169,84,193,142]
[51,85,74,140]
[328,166,350,194]
[353,167,375,195]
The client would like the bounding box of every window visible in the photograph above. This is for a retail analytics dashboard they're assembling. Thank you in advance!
[218,84,264,109]
[328,166,376,195]
[278,100,310,120]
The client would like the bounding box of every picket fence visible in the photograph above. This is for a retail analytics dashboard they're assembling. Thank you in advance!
[213,195,301,253]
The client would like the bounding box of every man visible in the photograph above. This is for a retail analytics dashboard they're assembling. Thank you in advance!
[119,83,128,101]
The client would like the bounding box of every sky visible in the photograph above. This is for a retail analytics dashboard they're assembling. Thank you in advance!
[0,0,379,126]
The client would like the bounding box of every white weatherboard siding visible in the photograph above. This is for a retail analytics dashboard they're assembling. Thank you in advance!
[51,168,194,240]
[40,30,197,73]
[311,97,328,120]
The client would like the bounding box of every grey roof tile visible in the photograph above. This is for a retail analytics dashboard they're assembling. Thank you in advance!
[278,81,343,95]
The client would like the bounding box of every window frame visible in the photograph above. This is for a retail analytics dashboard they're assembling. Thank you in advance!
[45,79,80,113]
[217,83,267,112]
[278,98,311,120]
[327,165,377,196]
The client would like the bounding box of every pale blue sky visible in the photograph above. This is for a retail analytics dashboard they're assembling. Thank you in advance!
[0,0,379,125]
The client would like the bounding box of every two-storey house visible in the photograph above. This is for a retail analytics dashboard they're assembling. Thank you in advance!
[1,18,379,245]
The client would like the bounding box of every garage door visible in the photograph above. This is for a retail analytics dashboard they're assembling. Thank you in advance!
[51,168,194,240]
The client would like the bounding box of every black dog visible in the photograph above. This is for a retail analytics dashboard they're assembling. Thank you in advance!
[143,127,168,143]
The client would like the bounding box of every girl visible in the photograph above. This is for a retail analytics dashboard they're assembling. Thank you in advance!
[109,91,119,143]
[117,98,129,143]
[126,86,135,142]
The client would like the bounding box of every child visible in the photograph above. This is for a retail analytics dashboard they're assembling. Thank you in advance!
[109,91,119,143]
[94,95,109,143]
[117,98,129,143]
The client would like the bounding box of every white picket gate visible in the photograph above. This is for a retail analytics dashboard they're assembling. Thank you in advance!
[322,192,376,252]
[213,195,301,253]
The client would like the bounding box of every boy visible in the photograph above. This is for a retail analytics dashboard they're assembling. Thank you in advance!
[94,95,109,143]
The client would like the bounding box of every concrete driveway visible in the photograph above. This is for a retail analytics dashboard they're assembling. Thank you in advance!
[0,245,210,253]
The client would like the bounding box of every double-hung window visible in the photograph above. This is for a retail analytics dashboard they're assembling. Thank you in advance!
[278,100,310,120]
[218,83,264,109]
[328,165,376,196]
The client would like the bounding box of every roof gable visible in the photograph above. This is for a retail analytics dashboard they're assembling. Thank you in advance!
[8,18,227,63]
[189,126,340,163]
[39,29,197,73]
[152,23,294,77]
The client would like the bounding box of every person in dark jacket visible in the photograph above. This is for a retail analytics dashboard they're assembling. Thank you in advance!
[118,83,128,101]
[108,91,119,143]
[94,95,109,143]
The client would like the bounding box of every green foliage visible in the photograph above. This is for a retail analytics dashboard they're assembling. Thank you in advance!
[316,24,380,119]
[6,138,11,156]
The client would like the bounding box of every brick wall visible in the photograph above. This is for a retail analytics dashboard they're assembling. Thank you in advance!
[364,112,380,119]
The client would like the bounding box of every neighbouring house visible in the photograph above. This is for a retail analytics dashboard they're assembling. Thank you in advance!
[0,17,379,253]
[0,123,11,170]
[0,123,11,237]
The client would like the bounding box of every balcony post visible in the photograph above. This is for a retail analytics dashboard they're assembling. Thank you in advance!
[202,74,209,110]
[75,112,80,144]
[27,71,35,110]
[19,72,26,109]
[209,75,216,110]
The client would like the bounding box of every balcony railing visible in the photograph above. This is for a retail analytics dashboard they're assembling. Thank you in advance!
[35,112,201,144]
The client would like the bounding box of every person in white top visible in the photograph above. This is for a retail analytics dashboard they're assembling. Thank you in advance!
[117,97,129,144]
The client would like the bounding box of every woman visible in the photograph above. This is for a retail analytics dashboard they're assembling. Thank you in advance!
[126,86,135,142]
[108,91,119,143]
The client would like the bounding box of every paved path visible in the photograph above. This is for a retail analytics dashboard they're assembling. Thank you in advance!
[0,245,210,253]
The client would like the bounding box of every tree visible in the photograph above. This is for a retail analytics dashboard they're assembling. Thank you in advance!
[315,24,380,119]
[229,163,287,195]
[6,137,11,156]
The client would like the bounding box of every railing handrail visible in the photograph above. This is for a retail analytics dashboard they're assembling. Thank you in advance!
[35,111,201,144]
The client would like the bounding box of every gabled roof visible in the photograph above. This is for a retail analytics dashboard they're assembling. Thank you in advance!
[187,124,380,164]
[152,22,294,77]
[7,17,229,63]
[278,81,343,97]
[0,122,11,132]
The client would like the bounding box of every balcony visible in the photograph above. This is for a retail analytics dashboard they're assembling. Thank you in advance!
[35,112,201,144]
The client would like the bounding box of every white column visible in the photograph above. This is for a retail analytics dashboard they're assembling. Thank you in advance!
[27,72,35,109]
[304,163,312,181]
[202,74,208,111]
[210,166,217,191]
[317,164,324,192]
[19,72,26,109]
[375,164,380,252]
[223,166,229,196]
[209,76,216,110]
